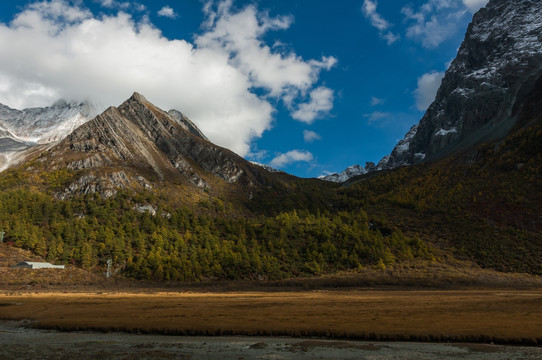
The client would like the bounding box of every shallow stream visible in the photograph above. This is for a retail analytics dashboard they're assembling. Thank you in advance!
[1,320,541,359]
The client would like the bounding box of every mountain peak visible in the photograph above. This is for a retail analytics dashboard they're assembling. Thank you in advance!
[0,99,99,146]
[129,92,148,104]
[318,164,366,183]
[41,93,260,199]
[376,0,542,171]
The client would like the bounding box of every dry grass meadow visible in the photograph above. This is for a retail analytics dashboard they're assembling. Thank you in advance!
[0,289,541,344]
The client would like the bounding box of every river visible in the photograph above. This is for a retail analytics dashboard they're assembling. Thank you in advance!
[1,320,540,360]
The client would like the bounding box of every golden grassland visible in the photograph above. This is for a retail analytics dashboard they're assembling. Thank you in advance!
[0,289,541,345]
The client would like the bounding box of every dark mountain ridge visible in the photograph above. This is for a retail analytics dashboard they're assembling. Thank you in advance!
[322,0,542,181]
[379,0,542,170]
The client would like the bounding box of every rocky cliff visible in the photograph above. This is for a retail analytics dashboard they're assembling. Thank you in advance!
[378,0,542,170]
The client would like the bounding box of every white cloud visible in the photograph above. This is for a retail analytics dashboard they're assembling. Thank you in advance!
[462,0,489,13]
[270,150,314,168]
[197,2,337,102]
[365,111,391,124]
[157,6,177,19]
[0,0,335,157]
[292,87,334,124]
[362,0,390,31]
[95,0,135,11]
[362,0,399,45]
[414,71,445,111]
[370,96,385,106]
[303,130,321,143]
[402,0,468,48]
[383,31,400,45]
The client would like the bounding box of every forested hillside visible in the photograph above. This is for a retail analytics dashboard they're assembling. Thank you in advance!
[342,117,542,274]
[0,178,432,281]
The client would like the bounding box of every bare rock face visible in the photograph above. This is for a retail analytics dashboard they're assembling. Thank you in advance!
[47,92,258,198]
[56,172,131,200]
[167,110,209,141]
[378,0,542,170]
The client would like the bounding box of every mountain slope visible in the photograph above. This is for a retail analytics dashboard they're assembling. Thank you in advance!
[0,100,101,171]
[379,0,542,170]
[0,100,99,144]
[0,92,439,282]
[322,0,542,183]
[342,108,542,274]
[22,92,269,202]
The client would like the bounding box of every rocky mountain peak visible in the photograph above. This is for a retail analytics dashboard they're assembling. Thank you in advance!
[0,100,99,145]
[43,93,260,199]
[317,0,542,183]
[167,110,209,141]
[377,0,542,170]
[318,164,367,183]
[129,91,149,104]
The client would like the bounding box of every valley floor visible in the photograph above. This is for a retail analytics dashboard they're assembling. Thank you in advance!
[1,322,541,360]
[0,289,540,346]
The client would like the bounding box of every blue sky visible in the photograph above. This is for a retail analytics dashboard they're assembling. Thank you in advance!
[0,0,488,177]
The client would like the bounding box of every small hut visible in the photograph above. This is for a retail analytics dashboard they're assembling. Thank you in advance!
[13,261,65,269]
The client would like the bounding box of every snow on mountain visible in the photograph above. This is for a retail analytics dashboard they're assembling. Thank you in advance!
[0,100,100,144]
[325,0,542,182]
[376,0,542,170]
[249,161,284,173]
[318,164,367,183]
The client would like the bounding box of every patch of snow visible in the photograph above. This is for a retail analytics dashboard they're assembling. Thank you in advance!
[250,161,284,173]
[376,155,391,171]
[451,87,475,97]
[414,152,426,161]
[404,124,418,141]
[395,142,410,154]
[435,128,458,136]
[318,164,367,183]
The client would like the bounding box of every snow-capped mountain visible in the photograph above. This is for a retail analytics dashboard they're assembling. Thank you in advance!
[378,0,542,170]
[320,0,542,183]
[318,164,367,183]
[0,100,100,145]
[249,161,284,173]
[0,99,102,171]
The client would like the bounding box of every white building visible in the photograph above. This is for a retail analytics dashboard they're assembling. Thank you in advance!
[13,261,65,269]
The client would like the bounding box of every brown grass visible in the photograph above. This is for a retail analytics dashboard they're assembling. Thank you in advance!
[0,289,541,345]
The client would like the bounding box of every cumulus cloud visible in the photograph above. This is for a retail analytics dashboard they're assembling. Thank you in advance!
[270,150,314,168]
[157,6,177,19]
[291,87,334,123]
[198,2,336,102]
[414,71,445,111]
[303,130,321,143]
[362,0,399,45]
[0,0,335,157]
[462,0,489,13]
[402,0,468,48]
